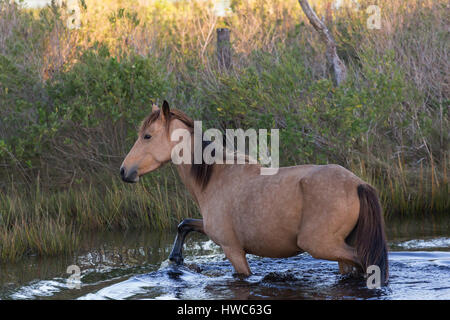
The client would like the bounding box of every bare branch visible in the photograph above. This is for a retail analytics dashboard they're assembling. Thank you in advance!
[298,0,347,86]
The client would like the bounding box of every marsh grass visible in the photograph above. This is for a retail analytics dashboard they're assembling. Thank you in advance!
[0,166,198,262]
[351,156,448,219]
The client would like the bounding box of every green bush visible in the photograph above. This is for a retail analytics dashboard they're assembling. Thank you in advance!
[191,47,410,166]
[1,44,172,180]
[48,44,172,152]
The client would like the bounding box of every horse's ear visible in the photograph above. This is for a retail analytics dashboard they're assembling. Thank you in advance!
[152,103,159,112]
[161,100,170,123]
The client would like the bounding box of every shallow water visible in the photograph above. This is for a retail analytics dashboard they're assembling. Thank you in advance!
[0,218,449,300]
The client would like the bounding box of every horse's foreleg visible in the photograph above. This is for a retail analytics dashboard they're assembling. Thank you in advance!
[222,246,251,277]
[169,218,204,265]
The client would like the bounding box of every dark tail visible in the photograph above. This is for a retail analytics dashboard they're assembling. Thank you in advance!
[353,184,389,285]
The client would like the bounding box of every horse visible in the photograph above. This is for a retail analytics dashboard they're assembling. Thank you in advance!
[120,100,389,284]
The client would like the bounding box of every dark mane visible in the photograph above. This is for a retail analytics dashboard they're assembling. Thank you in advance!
[190,139,215,190]
[139,108,214,190]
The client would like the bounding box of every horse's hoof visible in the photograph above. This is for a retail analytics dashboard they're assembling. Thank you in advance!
[169,254,184,265]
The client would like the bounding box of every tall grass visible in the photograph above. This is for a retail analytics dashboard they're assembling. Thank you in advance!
[0,0,448,262]
[350,155,448,219]
[0,166,198,262]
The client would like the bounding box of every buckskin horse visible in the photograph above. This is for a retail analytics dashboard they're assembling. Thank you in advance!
[120,101,389,284]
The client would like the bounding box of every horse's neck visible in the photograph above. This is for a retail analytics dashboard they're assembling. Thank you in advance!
[174,163,205,206]
[173,131,261,208]
[174,161,225,203]
[174,161,259,209]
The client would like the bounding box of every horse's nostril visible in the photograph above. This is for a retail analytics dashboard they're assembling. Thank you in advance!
[120,165,138,183]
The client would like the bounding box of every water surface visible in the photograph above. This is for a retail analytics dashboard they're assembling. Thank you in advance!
[0,217,449,300]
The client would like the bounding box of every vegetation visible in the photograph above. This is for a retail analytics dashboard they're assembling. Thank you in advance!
[0,0,448,262]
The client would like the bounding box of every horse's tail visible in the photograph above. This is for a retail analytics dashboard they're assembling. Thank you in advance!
[352,184,389,284]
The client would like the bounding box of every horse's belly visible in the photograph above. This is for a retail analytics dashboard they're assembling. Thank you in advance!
[245,246,303,258]
[234,206,303,258]
[241,231,303,258]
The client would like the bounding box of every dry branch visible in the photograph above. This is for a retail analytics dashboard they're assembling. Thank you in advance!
[298,0,347,85]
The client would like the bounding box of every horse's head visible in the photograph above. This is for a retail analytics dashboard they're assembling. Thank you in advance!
[120,100,190,183]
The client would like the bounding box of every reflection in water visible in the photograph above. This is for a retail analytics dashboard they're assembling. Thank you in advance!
[0,218,449,300]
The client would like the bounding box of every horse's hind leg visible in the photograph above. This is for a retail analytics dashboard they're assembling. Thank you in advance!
[337,242,361,275]
[299,236,361,275]
[169,219,204,265]
[328,244,362,276]
[339,261,355,275]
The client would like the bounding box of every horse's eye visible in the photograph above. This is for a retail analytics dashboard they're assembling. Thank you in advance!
[143,134,152,140]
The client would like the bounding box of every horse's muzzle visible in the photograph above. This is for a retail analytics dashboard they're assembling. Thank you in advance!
[120,165,139,183]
